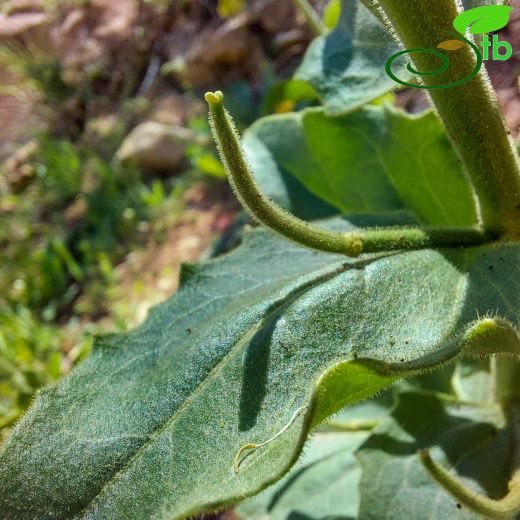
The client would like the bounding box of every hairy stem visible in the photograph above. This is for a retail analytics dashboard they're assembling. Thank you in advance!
[291,0,326,35]
[206,91,492,256]
[420,445,520,519]
[364,0,520,236]
[421,401,520,520]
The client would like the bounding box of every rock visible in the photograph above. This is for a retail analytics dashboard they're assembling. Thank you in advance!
[0,72,35,150]
[0,11,49,36]
[195,13,252,65]
[116,122,194,172]
[3,140,38,193]
[148,93,192,127]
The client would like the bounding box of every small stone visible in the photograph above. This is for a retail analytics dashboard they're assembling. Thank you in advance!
[116,122,193,172]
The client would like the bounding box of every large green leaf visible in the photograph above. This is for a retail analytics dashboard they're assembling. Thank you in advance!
[357,391,513,520]
[243,131,338,221]
[0,218,519,520]
[244,105,478,227]
[295,0,407,115]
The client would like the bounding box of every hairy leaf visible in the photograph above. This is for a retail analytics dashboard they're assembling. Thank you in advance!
[0,220,519,520]
[244,105,478,226]
[238,384,514,520]
[293,0,503,115]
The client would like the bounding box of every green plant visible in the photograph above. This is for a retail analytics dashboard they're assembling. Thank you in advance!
[0,304,93,442]
[1,1,519,520]
[0,130,190,428]
[0,43,73,107]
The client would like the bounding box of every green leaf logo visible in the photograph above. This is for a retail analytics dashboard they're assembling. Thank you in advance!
[453,5,513,35]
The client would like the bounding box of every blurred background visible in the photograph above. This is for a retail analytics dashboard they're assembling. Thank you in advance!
[0,0,332,442]
[0,0,519,443]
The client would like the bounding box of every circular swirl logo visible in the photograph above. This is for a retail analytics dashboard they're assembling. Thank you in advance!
[385,32,483,90]
[385,5,513,90]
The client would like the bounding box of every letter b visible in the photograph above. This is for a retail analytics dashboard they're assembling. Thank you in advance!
[492,34,512,61]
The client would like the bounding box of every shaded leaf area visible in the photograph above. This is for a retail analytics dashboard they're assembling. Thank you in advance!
[237,384,513,520]
[453,359,494,404]
[235,397,393,520]
[398,354,492,399]
[235,431,369,520]
[357,391,512,520]
[295,0,407,115]
[0,219,519,520]
[244,105,478,226]
[243,131,338,221]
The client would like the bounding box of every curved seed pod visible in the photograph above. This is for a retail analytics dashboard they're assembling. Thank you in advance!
[420,403,520,520]
[205,91,491,256]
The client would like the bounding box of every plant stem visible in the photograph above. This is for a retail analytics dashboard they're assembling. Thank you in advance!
[364,0,520,236]
[421,442,520,519]
[420,358,520,519]
[206,91,493,257]
[291,0,326,36]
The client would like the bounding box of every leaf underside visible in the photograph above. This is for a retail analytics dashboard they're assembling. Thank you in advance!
[0,216,519,520]
[236,429,370,520]
[1,0,516,518]
[293,0,502,115]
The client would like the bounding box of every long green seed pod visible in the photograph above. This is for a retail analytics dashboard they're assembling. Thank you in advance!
[420,401,520,520]
[205,90,492,257]
[421,445,520,519]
